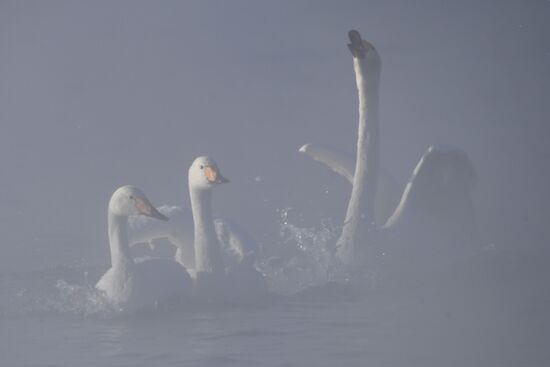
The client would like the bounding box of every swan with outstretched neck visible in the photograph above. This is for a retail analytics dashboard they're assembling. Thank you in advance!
[95,185,191,309]
[336,30,381,266]
[188,157,228,277]
[189,156,268,302]
[299,31,478,270]
[128,157,267,303]
[128,164,260,277]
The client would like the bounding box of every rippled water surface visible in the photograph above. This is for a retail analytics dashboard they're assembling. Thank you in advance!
[2,1,550,366]
[1,246,548,367]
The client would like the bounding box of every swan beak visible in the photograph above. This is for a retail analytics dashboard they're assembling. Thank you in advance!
[135,197,169,221]
[204,166,230,184]
[347,29,371,59]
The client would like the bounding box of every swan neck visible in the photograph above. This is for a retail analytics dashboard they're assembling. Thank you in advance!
[337,55,381,265]
[190,186,224,274]
[108,211,133,270]
[355,57,380,134]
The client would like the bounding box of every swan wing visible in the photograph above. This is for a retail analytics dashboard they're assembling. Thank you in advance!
[299,143,402,226]
[128,206,257,272]
[128,205,195,268]
[128,205,193,247]
[213,217,259,268]
[299,143,354,183]
[383,145,477,230]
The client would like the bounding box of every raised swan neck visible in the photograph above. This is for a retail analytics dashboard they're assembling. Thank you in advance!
[108,210,134,271]
[190,186,224,275]
[337,39,381,266]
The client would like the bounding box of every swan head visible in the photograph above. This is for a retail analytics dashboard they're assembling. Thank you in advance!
[188,156,229,190]
[347,30,381,71]
[109,185,169,220]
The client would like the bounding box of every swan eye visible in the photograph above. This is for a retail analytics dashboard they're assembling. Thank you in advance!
[129,195,134,200]
[200,165,204,170]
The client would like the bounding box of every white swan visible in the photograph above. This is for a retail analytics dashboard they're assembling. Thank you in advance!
[95,185,192,310]
[128,157,267,302]
[300,31,478,268]
[187,156,269,302]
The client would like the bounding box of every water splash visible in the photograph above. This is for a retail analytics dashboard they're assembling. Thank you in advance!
[258,208,361,296]
[54,280,121,317]
[0,265,125,318]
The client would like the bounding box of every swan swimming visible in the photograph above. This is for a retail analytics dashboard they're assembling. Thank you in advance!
[95,185,192,310]
[128,162,259,275]
[128,157,267,303]
[299,30,478,268]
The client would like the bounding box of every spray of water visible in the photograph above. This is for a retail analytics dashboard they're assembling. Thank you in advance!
[258,208,377,296]
[0,265,129,318]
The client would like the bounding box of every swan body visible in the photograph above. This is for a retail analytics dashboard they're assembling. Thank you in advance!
[374,145,478,281]
[95,185,191,310]
[384,145,477,234]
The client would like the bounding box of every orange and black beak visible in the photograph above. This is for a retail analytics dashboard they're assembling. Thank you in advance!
[204,166,230,184]
[135,197,169,221]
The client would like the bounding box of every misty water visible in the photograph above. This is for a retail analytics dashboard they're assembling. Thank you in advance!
[1,1,550,366]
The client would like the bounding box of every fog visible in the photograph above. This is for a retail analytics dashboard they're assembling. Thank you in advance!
[1,0,549,365]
